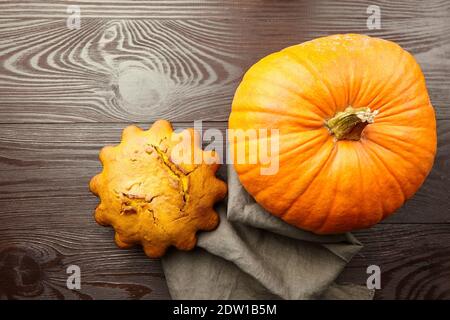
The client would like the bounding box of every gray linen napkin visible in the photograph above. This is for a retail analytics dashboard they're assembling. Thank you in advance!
[162,165,374,300]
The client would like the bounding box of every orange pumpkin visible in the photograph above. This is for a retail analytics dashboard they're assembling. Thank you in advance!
[228,34,436,234]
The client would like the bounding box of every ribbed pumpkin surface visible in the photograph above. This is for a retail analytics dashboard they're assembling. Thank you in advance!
[229,34,436,234]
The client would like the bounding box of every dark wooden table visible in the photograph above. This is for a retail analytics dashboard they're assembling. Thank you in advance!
[0,0,448,300]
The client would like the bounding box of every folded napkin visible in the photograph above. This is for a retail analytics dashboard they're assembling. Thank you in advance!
[162,165,373,299]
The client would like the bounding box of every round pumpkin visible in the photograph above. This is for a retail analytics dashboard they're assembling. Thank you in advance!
[228,34,436,234]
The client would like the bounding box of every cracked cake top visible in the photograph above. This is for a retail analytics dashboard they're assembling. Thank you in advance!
[89,120,227,258]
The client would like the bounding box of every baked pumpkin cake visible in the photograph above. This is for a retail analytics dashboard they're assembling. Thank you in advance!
[90,120,227,258]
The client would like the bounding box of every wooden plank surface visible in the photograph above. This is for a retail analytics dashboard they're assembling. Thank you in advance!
[0,6,449,122]
[2,224,450,300]
[0,0,448,19]
[339,224,450,300]
[0,0,449,300]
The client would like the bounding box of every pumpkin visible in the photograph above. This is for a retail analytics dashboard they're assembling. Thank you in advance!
[228,34,436,234]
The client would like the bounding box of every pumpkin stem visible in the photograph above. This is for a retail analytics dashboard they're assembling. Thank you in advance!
[325,106,378,140]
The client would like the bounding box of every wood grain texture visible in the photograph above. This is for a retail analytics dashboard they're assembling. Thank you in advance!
[340,224,450,300]
[0,11,449,122]
[0,0,448,19]
[0,229,169,299]
[2,224,450,299]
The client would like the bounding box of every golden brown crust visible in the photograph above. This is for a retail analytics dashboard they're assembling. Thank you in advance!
[90,120,227,258]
